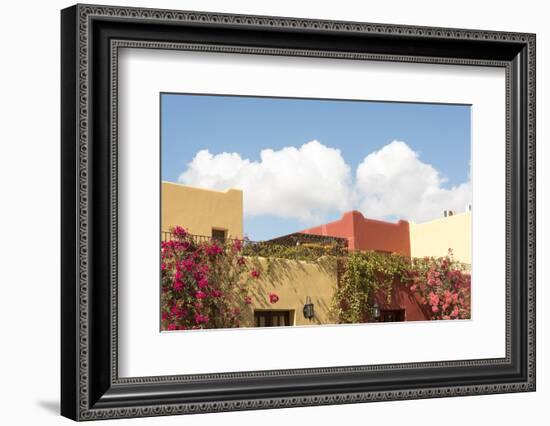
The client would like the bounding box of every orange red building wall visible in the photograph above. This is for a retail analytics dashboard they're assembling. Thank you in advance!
[301,210,411,256]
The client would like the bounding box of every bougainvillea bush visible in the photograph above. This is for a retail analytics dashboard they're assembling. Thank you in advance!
[409,250,471,320]
[331,249,471,323]
[161,226,260,331]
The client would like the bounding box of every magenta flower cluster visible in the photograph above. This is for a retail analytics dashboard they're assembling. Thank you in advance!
[409,250,471,320]
[161,227,258,331]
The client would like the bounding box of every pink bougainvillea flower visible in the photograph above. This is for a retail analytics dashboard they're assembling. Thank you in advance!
[232,239,243,252]
[409,284,417,292]
[244,296,252,305]
[181,241,191,251]
[161,263,166,271]
[198,277,209,289]
[237,257,246,266]
[206,244,223,256]
[167,323,177,331]
[194,313,209,324]
[172,226,187,237]
[451,306,460,318]
[161,240,174,250]
[161,312,168,321]
[233,307,241,315]
[442,315,451,320]
[181,259,194,272]
[211,289,223,298]
[431,306,439,313]
[268,293,279,304]
[195,291,207,299]
[172,280,184,292]
[250,270,260,279]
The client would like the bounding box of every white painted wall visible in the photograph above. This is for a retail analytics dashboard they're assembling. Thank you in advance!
[0,0,546,425]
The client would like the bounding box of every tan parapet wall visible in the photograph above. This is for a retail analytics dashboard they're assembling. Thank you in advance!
[409,211,472,265]
[240,257,338,327]
[161,182,243,239]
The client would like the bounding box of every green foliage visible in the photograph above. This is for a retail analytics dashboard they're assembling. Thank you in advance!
[242,241,343,262]
[330,251,410,323]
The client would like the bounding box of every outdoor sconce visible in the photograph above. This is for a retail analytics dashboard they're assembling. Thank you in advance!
[303,296,314,320]
[373,302,381,322]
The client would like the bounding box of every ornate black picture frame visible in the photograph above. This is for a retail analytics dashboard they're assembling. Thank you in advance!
[61,4,536,421]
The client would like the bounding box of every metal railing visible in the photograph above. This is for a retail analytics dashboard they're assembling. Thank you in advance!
[161,231,348,258]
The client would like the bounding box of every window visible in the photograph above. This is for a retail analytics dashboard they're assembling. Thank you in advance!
[380,309,405,322]
[211,229,226,243]
[254,310,293,327]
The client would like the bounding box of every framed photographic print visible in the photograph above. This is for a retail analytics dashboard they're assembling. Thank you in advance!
[61,4,536,421]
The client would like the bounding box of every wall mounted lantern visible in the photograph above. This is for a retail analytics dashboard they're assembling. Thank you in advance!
[372,302,381,322]
[303,296,314,320]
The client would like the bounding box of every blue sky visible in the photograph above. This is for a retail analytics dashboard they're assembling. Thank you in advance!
[161,93,471,241]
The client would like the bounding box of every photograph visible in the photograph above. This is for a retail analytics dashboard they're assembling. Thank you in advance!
[57,3,536,420]
[160,94,473,331]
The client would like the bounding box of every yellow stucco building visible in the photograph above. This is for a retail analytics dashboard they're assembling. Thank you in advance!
[240,258,338,327]
[161,182,243,239]
[409,211,472,265]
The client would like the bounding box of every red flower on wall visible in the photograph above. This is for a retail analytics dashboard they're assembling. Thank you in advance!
[205,244,223,256]
[172,226,187,238]
[194,313,209,324]
[211,289,223,298]
[268,293,279,304]
[195,291,207,299]
[172,280,184,292]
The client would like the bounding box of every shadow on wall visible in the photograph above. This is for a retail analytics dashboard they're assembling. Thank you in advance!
[242,257,338,327]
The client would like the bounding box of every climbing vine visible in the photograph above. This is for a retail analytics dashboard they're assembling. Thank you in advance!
[330,251,410,323]
[242,241,344,262]
[330,249,471,323]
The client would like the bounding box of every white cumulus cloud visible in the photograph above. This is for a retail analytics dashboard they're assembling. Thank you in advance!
[355,140,471,223]
[178,140,353,221]
[178,140,471,224]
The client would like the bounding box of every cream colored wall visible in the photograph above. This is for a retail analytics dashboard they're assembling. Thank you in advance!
[241,257,338,327]
[409,211,472,265]
[161,182,243,239]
